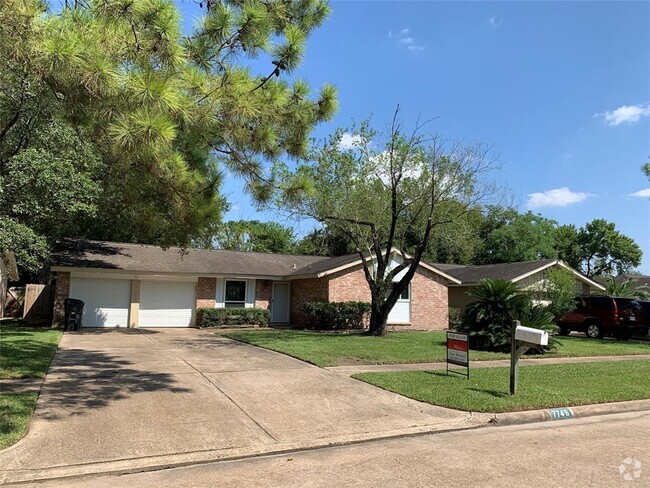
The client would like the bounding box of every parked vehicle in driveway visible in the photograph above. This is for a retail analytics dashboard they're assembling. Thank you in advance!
[557,296,649,339]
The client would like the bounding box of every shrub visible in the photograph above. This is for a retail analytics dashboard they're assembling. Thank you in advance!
[448,307,462,330]
[196,308,270,328]
[301,301,370,330]
[458,279,558,354]
[544,267,579,319]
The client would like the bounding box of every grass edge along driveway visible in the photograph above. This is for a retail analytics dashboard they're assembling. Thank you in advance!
[221,330,650,368]
[0,324,62,450]
[353,360,650,413]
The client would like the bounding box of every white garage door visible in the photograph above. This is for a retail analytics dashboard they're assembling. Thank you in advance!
[139,281,195,328]
[69,277,131,327]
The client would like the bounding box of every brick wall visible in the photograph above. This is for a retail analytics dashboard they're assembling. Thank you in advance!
[290,277,329,326]
[327,264,371,303]
[53,271,70,326]
[326,264,449,331]
[196,277,216,309]
[408,267,448,330]
[255,280,273,311]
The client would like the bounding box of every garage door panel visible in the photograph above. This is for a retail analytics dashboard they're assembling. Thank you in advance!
[139,281,195,328]
[69,278,131,328]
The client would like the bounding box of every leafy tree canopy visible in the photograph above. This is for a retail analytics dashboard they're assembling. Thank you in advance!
[558,219,642,277]
[209,219,297,254]
[0,0,336,273]
[275,114,498,335]
[474,207,558,264]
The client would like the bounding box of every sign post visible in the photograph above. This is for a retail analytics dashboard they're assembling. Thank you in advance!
[446,331,469,379]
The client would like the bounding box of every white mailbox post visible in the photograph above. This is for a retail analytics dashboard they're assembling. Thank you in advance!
[510,321,549,395]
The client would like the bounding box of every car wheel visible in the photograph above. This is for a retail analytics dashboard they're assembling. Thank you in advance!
[559,326,571,336]
[585,323,602,339]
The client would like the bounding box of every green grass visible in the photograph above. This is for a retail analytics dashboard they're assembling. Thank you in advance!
[221,330,650,367]
[353,360,650,412]
[0,393,38,449]
[0,325,63,379]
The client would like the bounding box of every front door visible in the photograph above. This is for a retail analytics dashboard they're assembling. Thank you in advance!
[271,283,290,323]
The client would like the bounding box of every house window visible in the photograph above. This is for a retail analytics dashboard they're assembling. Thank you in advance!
[393,284,410,300]
[225,280,247,308]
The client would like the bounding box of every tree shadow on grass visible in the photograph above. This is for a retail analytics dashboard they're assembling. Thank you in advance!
[468,388,509,399]
[0,328,60,379]
[36,348,192,421]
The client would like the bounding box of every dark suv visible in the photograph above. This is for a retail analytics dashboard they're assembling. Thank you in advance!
[557,296,649,339]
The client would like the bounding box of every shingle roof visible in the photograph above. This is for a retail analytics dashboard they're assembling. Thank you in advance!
[433,259,558,284]
[52,239,334,278]
[616,274,650,289]
[290,253,360,277]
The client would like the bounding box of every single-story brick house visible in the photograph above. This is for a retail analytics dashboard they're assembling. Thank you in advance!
[50,239,461,330]
[435,259,605,312]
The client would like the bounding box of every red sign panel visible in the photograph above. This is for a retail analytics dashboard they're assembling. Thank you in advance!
[446,331,469,368]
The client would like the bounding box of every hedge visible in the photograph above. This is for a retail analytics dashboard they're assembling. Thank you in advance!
[196,308,270,328]
[301,301,371,330]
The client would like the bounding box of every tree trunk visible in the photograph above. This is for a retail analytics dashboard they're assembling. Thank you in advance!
[367,292,394,336]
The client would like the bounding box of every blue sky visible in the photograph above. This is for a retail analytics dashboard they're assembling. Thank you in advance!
[176,1,650,272]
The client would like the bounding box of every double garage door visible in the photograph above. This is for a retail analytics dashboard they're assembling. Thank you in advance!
[69,277,195,328]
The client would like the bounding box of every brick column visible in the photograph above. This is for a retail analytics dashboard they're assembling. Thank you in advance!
[196,277,217,309]
[53,272,71,326]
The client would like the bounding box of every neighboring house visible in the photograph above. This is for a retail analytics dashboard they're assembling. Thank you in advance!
[1,252,19,318]
[436,259,606,312]
[615,274,650,292]
[50,239,460,330]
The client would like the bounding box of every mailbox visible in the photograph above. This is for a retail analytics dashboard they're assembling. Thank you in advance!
[515,325,549,346]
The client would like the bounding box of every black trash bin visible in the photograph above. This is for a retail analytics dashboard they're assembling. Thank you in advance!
[64,298,84,331]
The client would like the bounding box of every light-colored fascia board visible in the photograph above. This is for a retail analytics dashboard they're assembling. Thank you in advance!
[51,266,281,282]
[510,260,560,283]
[510,260,606,291]
[298,249,462,284]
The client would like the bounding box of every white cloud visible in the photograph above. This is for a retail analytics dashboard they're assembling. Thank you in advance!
[390,27,425,53]
[408,45,425,52]
[597,104,650,126]
[489,16,503,27]
[526,187,592,208]
[629,188,650,198]
[338,132,363,149]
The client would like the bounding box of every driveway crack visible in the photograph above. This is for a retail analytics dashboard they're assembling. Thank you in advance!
[182,358,279,442]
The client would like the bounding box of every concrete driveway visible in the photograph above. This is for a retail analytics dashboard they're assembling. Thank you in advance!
[0,329,485,484]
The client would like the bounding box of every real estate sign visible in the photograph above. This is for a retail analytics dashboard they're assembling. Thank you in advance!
[446,331,469,379]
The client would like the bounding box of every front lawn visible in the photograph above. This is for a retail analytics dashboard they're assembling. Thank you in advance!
[0,324,63,379]
[0,393,38,449]
[221,330,650,367]
[354,360,650,412]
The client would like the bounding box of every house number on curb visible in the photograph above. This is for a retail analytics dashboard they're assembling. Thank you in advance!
[548,407,574,420]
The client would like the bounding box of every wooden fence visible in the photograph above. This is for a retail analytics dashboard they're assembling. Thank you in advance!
[23,284,54,321]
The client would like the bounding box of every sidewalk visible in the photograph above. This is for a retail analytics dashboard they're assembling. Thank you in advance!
[324,353,650,375]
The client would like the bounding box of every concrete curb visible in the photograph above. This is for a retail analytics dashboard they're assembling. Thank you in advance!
[3,400,649,485]
[487,398,650,427]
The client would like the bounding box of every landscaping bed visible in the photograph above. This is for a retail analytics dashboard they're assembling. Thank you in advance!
[353,360,650,413]
[221,329,650,367]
